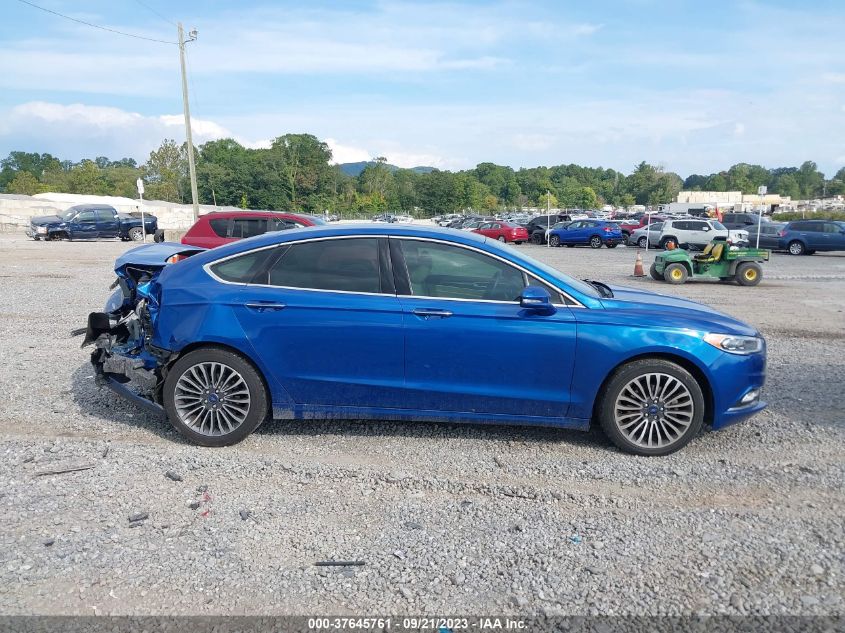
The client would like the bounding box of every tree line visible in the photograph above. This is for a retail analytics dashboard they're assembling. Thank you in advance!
[2,134,842,216]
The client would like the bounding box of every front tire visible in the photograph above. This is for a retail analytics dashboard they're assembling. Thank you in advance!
[589,236,602,249]
[637,236,648,249]
[663,263,688,284]
[735,261,762,286]
[597,359,705,456]
[163,348,269,447]
[497,235,507,242]
[649,263,662,281]
[606,243,618,249]
[549,235,561,247]
[787,240,805,256]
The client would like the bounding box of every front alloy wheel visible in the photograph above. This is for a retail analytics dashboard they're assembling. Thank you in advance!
[598,359,704,456]
[549,235,561,247]
[163,348,268,446]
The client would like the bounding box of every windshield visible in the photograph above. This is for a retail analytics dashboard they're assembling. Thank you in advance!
[307,215,327,225]
[522,256,601,299]
[61,210,76,221]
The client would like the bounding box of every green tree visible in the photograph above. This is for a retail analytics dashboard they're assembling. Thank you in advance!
[143,139,187,202]
[6,171,43,195]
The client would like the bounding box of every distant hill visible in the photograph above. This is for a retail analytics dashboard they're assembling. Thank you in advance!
[338,161,435,177]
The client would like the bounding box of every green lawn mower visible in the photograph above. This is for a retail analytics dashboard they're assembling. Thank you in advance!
[649,237,770,286]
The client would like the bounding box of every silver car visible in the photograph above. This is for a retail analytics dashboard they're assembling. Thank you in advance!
[629,222,664,249]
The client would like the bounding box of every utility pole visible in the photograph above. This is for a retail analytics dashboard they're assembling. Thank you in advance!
[178,22,200,221]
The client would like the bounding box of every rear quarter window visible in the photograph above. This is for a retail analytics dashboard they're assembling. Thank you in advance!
[208,218,230,237]
[209,249,275,283]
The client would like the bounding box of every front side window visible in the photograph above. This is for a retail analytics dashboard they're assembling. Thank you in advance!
[232,218,268,239]
[710,221,726,230]
[266,238,381,293]
[76,211,96,223]
[95,209,115,221]
[399,239,525,302]
[269,218,305,232]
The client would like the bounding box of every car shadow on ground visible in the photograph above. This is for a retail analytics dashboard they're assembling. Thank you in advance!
[70,362,611,451]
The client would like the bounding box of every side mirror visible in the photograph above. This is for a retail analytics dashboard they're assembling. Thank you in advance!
[520,286,555,314]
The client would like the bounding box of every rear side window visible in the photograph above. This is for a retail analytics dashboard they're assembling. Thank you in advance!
[95,209,115,221]
[232,218,268,239]
[266,238,382,293]
[790,222,814,231]
[208,218,230,237]
[209,249,275,284]
[823,223,841,233]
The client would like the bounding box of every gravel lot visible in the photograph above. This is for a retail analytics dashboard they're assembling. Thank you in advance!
[0,233,843,616]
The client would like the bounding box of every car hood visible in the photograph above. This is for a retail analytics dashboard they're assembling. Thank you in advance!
[30,214,64,225]
[598,284,758,337]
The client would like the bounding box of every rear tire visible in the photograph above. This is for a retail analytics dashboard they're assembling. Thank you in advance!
[163,348,269,447]
[128,227,144,242]
[663,263,688,284]
[606,243,618,249]
[589,236,602,249]
[649,263,662,281]
[597,359,705,456]
[787,240,805,256]
[497,235,507,242]
[735,261,762,286]
[637,236,648,249]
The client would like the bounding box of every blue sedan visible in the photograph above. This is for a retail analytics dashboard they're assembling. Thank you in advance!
[81,224,766,456]
[548,219,623,248]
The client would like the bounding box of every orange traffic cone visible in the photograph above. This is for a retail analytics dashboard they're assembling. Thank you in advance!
[633,250,645,277]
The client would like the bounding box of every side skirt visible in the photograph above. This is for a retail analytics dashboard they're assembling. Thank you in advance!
[272,404,590,431]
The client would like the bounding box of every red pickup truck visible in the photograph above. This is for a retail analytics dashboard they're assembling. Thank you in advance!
[618,215,665,244]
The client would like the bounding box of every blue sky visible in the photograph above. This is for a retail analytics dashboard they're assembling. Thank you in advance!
[1,0,844,176]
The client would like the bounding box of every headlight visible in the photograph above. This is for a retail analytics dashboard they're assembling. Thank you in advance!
[36,226,47,234]
[704,333,763,354]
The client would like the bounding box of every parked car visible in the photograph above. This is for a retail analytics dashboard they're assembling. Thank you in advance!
[618,215,665,244]
[472,221,529,244]
[658,219,748,250]
[629,222,665,249]
[747,222,786,250]
[721,212,770,231]
[181,211,323,249]
[525,213,572,244]
[80,224,766,456]
[27,204,159,242]
[548,219,622,248]
[777,220,845,255]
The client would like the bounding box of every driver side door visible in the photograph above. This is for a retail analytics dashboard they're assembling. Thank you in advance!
[68,210,99,239]
[391,237,577,418]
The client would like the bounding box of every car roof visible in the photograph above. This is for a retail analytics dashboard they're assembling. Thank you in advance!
[197,211,312,220]
[68,203,117,211]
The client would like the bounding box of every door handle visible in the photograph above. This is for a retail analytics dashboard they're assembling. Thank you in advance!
[413,308,453,319]
[245,302,286,312]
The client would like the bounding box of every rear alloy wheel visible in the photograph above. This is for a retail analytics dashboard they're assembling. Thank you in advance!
[598,359,704,456]
[589,236,602,249]
[497,235,507,242]
[638,236,648,249]
[663,263,688,284]
[787,240,805,256]
[128,227,144,242]
[549,235,561,247]
[163,348,268,447]
[735,261,762,286]
[606,243,618,249]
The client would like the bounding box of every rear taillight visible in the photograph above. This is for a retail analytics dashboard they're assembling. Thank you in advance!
[603,227,612,232]
[166,254,189,264]
[778,230,786,237]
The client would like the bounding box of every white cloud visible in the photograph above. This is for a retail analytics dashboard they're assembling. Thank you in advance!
[325,138,371,164]
[733,122,746,137]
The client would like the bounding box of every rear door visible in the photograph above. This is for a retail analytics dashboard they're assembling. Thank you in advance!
[232,217,270,240]
[96,209,119,238]
[391,237,577,418]
[228,236,406,408]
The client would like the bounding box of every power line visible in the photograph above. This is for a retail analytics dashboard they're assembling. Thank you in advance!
[131,0,177,27]
[15,0,177,45]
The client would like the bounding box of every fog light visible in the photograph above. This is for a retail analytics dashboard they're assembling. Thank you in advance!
[740,389,760,405]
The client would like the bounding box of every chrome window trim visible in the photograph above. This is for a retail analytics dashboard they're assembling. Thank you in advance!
[202,233,585,308]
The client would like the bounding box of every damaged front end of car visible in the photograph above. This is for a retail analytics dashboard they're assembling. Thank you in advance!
[74,243,205,415]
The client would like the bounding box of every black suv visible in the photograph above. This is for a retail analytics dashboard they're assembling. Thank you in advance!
[525,214,572,244]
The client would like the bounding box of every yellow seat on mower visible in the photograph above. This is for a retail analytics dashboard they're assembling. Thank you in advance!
[694,241,724,263]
